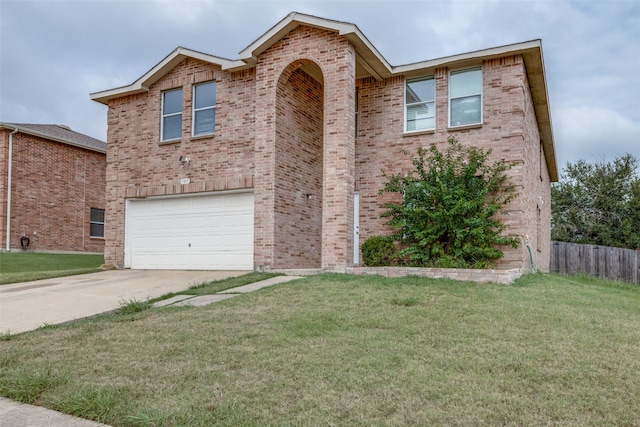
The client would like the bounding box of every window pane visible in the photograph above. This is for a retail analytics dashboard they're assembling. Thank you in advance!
[406,78,434,104]
[450,95,481,126]
[163,89,182,115]
[90,208,104,223]
[194,109,215,135]
[406,102,435,131]
[90,223,104,238]
[450,68,482,98]
[194,82,216,109]
[163,114,182,140]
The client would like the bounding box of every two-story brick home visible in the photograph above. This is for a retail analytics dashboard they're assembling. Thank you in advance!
[0,123,106,252]
[91,12,556,275]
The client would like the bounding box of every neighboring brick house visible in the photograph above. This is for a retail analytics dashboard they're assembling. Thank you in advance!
[0,123,106,253]
[91,12,557,275]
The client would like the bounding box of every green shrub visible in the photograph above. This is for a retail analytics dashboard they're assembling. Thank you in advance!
[361,236,397,266]
[380,137,520,268]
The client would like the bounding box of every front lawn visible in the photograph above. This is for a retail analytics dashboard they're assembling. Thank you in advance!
[1,273,639,426]
[0,252,104,285]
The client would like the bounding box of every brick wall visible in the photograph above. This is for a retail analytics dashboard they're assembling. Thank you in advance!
[355,55,549,272]
[103,27,551,273]
[253,25,356,270]
[0,132,8,244]
[0,129,105,252]
[274,67,323,268]
[104,59,257,267]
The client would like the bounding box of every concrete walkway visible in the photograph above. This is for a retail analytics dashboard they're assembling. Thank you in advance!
[0,271,304,426]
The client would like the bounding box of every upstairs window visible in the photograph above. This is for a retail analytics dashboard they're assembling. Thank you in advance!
[161,88,182,141]
[449,67,482,127]
[192,81,216,136]
[90,208,105,238]
[405,77,435,132]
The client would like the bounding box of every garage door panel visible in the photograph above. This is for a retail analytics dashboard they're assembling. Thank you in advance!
[126,192,254,270]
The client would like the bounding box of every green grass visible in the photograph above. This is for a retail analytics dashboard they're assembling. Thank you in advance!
[0,252,104,284]
[1,273,639,426]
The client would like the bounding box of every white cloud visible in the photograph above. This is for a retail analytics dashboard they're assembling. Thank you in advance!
[554,106,640,168]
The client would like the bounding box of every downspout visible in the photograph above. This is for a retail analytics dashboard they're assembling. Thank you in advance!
[6,128,18,251]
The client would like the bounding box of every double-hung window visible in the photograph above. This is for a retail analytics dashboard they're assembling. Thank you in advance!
[161,88,182,141]
[449,67,482,127]
[405,76,435,132]
[192,81,216,136]
[90,208,105,238]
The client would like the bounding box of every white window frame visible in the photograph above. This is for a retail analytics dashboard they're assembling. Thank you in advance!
[192,81,216,137]
[161,88,182,142]
[405,76,436,133]
[90,208,105,239]
[448,67,483,128]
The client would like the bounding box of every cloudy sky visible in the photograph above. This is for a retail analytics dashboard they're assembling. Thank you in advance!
[1,0,639,172]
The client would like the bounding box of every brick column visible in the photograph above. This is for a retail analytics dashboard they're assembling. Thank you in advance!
[322,44,357,270]
[253,58,277,270]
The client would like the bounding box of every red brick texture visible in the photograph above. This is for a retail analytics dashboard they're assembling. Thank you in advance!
[0,130,105,252]
[102,25,551,275]
[355,55,550,272]
[274,66,323,268]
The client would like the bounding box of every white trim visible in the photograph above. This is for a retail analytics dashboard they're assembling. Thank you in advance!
[191,81,217,137]
[89,208,105,238]
[404,75,436,134]
[353,191,360,265]
[393,40,541,76]
[5,128,18,251]
[90,47,243,105]
[161,88,182,142]
[448,67,483,128]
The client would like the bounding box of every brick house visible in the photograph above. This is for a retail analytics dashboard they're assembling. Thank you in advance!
[91,12,556,275]
[0,123,106,252]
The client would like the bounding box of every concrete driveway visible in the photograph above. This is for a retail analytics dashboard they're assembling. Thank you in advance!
[0,270,246,335]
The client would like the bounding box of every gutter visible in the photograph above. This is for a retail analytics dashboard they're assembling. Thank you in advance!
[6,128,18,251]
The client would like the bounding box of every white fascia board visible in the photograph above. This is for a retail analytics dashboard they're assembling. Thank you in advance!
[392,40,542,76]
[90,47,243,105]
[237,12,393,79]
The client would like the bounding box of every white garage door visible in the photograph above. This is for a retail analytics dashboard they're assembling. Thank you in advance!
[125,192,254,270]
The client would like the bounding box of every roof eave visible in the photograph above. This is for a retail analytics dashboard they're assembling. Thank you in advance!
[0,124,107,154]
[90,47,244,105]
[238,12,393,80]
[391,40,557,181]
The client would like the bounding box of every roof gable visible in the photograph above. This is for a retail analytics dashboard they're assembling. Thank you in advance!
[89,11,556,180]
[0,123,107,153]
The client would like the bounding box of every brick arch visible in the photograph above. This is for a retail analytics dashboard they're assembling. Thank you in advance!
[273,60,324,268]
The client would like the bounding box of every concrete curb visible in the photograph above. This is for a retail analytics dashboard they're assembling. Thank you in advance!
[0,397,112,427]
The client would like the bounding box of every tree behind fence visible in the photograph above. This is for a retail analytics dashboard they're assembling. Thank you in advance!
[550,241,640,284]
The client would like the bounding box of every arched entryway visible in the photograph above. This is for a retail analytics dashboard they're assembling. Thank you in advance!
[273,60,324,268]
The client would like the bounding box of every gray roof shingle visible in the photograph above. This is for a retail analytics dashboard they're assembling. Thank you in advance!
[0,123,106,153]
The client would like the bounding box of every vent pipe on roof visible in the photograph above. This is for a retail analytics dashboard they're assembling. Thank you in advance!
[57,124,72,131]
[6,128,18,251]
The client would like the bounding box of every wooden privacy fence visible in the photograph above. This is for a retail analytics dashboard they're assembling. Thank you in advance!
[550,241,640,284]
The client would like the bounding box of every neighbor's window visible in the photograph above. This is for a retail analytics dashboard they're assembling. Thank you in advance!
[90,208,105,238]
[405,76,435,132]
[161,88,182,141]
[449,67,482,127]
[192,81,216,136]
